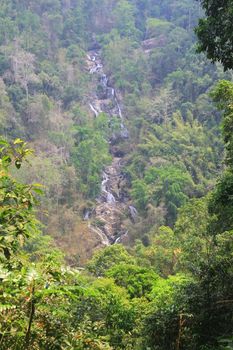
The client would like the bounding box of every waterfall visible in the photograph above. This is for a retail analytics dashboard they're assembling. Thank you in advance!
[87,50,134,245]
[101,172,109,192]
[114,230,129,244]
[115,97,123,120]
[101,172,116,204]
[114,93,129,138]
[88,224,110,246]
[114,236,121,244]
[89,103,100,117]
[90,63,103,74]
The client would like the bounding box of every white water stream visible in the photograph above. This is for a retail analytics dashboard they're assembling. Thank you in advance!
[86,51,133,246]
[89,103,100,117]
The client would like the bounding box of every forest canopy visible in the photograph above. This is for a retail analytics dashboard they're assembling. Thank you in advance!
[0,0,233,349]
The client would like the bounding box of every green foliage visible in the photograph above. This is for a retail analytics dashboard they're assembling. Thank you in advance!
[106,264,158,298]
[126,107,222,227]
[0,138,233,349]
[71,111,115,199]
[143,274,195,350]
[0,0,225,247]
[113,0,140,39]
[146,17,173,38]
[208,170,233,234]
[196,1,233,70]
[135,226,177,276]
[0,142,135,349]
[211,80,233,166]
[0,139,38,260]
[207,81,233,233]
[0,1,233,348]
[0,139,75,349]
[175,197,210,272]
[132,163,193,223]
[87,244,135,277]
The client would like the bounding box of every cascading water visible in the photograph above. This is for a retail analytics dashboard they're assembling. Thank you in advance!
[89,103,100,117]
[101,172,116,204]
[101,172,109,193]
[86,50,134,246]
[88,224,110,246]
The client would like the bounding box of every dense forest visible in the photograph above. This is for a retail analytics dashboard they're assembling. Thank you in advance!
[0,0,233,349]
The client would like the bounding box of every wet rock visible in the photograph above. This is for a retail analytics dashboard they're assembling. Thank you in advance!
[111,147,125,157]
[83,209,91,221]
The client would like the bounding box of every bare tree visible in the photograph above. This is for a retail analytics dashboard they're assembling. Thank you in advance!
[11,40,37,101]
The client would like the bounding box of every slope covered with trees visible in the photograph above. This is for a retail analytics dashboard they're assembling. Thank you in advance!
[0,1,233,348]
[0,0,229,259]
[0,136,232,349]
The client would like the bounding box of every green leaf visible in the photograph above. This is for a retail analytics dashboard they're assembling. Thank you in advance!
[0,139,9,146]
[2,156,11,163]
[33,188,44,195]
[13,138,24,145]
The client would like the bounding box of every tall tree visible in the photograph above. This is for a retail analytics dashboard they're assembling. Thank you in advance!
[196,0,233,70]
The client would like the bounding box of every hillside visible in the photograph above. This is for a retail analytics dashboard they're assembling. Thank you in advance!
[0,0,229,263]
[0,0,233,349]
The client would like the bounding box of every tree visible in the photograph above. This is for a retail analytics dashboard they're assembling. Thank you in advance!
[196,1,233,70]
[106,264,158,298]
[113,0,140,39]
[210,80,233,167]
[135,226,177,276]
[146,17,173,39]
[0,139,114,349]
[10,44,37,101]
[143,274,195,350]
[208,81,233,233]
[87,244,135,277]
[0,139,37,259]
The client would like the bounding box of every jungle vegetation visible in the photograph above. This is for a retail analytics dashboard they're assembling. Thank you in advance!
[0,0,233,349]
